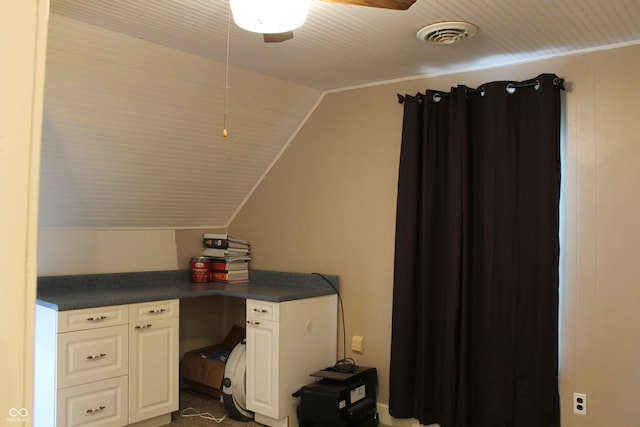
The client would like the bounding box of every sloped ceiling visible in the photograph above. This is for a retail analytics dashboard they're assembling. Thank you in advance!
[41,0,640,228]
[41,14,323,229]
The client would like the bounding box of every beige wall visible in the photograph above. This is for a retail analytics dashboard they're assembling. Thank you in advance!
[1,0,48,422]
[230,43,640,426]
[37,227,226,276]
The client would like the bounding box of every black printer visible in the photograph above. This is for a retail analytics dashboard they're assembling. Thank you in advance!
[294,366,378,427]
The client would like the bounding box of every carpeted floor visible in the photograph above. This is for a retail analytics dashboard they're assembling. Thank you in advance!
[163,389,263,427]
[166,388,388,427]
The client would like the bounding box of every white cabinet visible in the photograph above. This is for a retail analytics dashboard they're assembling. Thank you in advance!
[246,295,337,427]
[34,300,179,427]
[128,300,179,424]
[35,304,129,427]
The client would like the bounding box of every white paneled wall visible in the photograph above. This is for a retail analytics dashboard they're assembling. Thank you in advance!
[41,14,322,229]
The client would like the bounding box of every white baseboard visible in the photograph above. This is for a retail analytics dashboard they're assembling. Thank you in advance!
[376,403,440,427]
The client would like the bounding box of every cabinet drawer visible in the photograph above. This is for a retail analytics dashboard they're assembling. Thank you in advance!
[56,375,128,427]
[57,325,128,389]
[247,299,280,322]
[58,305,128,333]
[129,299,179,322]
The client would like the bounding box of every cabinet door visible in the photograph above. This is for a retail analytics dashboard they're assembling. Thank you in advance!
[246,318,279,418]
[128,317,179,423]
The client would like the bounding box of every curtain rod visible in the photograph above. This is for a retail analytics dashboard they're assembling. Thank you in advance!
[397,77,565,104]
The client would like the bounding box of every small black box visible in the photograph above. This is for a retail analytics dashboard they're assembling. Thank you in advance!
[295,366,378,427]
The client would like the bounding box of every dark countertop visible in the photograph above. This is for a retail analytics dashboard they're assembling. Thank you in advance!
[37,269,339,311]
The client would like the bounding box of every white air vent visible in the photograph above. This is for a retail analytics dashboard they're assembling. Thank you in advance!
[416,21,478,44]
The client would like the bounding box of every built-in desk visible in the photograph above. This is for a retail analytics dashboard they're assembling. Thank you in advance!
[36,269,338,310]
[35,269,338,427]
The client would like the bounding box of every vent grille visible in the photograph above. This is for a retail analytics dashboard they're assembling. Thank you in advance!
[417,21,478,45]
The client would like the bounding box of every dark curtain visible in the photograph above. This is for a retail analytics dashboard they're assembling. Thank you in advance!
[389,74,563,427]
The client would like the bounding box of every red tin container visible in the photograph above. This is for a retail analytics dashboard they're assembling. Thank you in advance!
[190,257,212,283]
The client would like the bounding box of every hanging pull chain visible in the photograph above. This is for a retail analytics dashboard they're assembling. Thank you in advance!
[222,2,231,138]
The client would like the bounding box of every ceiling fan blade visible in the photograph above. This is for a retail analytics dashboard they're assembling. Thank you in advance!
[263,31,295,43]
[320,0,416,10]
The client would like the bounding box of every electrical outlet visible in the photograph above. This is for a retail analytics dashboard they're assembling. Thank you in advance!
[573,392,587,415]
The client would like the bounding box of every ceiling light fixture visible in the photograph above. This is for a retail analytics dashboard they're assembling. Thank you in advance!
[229,0,311,34]
[416,21,478,45]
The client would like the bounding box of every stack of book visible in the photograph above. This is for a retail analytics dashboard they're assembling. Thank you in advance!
[202,233,251,283]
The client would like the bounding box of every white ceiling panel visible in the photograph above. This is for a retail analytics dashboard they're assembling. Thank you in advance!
[41,14,322,228]
[50,0,640,90]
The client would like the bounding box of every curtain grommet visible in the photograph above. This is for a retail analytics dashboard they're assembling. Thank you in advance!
[506,79,541,94]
